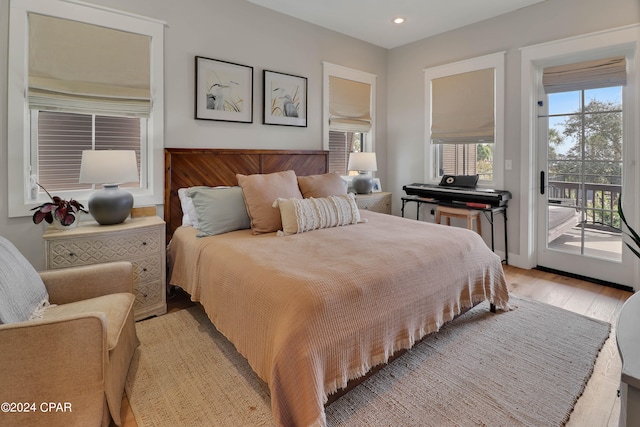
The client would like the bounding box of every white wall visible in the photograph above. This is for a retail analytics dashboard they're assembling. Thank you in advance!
[386,0,640,265]
[0,0,388,268]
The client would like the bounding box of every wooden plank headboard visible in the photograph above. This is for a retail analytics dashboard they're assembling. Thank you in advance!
[164,148,329,240]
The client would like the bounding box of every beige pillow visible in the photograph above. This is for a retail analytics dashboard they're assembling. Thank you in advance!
[297,173,348,198]
[236,170,303,234]
[273,193,362,236]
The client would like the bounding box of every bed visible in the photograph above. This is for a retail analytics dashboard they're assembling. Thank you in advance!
[164,148,509,427]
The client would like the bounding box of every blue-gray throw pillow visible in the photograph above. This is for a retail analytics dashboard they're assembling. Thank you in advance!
[0,236,49,324]
[186,186,251,237]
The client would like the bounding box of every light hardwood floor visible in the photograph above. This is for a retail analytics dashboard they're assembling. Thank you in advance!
[119,265,633,427]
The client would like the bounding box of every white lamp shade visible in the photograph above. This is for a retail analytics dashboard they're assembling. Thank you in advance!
[79,150,138,184]
[347,152,377,172]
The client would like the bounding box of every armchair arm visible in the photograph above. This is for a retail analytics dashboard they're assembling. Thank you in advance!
[0,314,107,427]
[40,261,134,305]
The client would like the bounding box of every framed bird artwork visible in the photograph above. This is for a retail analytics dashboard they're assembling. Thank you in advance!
[263,70,307,127]
[195,56,253,123]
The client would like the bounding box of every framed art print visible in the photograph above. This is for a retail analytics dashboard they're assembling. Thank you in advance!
[372,178,382,192]
[263,70,307,127]
[195,56,253,123]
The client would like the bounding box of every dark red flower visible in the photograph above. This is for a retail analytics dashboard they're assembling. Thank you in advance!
[31,184,87,226]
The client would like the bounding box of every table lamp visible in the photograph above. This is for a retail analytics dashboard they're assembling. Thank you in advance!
[79,150,139,225]
[348,152,377,194]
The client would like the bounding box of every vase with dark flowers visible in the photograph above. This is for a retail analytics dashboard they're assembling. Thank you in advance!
[31,184,87,230]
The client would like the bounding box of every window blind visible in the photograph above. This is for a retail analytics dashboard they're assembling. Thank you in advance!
[37,111,141,192]
[431,68,495,144]
[543,56,626,94]
[328,131,354,175]
[28,13,151,118]
[329,76,372,133]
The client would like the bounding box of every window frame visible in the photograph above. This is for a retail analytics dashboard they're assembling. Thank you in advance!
[7,0,165,218]
[423,52,505,188]
[322,62,377,158]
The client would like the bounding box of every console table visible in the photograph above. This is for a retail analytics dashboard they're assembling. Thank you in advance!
[401,195,509,264]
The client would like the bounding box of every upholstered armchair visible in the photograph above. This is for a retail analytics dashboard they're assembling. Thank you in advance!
[0,236,139,427]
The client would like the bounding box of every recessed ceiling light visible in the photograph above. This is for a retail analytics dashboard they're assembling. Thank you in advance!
[393,17,405,24]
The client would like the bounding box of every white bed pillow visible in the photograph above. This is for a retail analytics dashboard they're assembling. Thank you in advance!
[186,186,251,237]
[273,193,363,236]
[178,188,200,228]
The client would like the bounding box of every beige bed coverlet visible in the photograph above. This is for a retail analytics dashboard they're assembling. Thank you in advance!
[168,210,509,427]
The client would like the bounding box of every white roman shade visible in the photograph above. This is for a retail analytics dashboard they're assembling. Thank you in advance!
[28,13,151,117]
[543,56,627,94]
[329,76,372,133]
[431,68,495,144]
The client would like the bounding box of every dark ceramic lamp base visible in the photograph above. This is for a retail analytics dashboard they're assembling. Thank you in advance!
[88,184,133,225]
[352,173,373,194]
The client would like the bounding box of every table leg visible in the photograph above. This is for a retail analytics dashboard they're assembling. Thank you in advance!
[503,208,509,265]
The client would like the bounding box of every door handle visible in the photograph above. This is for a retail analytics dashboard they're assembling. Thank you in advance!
[540,171,545,195]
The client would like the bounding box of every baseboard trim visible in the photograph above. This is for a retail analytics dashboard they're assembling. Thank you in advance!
[535,265,634,293]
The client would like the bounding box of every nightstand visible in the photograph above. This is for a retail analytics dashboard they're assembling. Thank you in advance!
[43,216,167,321]
[354,192,392,214]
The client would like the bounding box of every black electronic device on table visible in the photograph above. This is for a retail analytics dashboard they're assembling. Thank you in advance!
[439,174,479,188]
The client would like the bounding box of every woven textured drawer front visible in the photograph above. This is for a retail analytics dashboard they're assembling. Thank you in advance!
[356,194,391,214]
[132,255,163,284]
[47,229,161,269]
[134,279,164,307]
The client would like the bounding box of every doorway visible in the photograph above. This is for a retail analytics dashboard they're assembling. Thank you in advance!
[536,86,631,286]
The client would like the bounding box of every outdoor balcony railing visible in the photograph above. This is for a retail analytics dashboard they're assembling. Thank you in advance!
[548,180,621,230]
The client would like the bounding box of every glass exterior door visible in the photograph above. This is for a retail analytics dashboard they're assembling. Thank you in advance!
[537,86,631,286]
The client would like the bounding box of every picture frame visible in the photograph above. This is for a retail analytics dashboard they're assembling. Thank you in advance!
[195,56,253,123]
[372,178,382,192]
[263,70,307,127]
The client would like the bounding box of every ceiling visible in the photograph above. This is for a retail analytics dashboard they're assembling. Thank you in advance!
[247,0,546,49]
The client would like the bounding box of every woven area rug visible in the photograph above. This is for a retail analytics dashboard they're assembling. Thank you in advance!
[125,297,610,426]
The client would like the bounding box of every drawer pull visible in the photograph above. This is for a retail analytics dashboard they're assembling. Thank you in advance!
[142,267,147,272]
[68,252,75,257]
[142,242,147,246]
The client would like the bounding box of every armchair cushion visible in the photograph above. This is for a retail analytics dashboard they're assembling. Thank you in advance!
[43,293,135,350]
[0,236,49,324]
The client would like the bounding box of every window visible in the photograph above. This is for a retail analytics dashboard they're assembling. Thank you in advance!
[8,0,164,217]
[33,111,143,193]
[424,52,504,187]
[435,143,493,180]
[323,62,376,175]
[328,131,366,175]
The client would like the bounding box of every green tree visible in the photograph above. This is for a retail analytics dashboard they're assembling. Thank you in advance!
[551,99,622,185]
[476,143,492,162]
[547,128,563,160]
[549,98,622,227]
